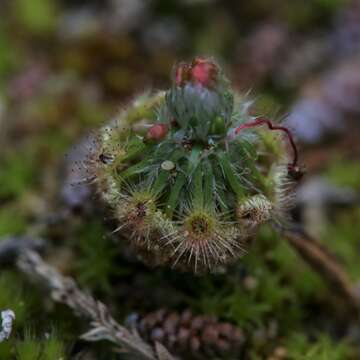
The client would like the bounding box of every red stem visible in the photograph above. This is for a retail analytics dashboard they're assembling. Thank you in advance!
[234,117,298,168]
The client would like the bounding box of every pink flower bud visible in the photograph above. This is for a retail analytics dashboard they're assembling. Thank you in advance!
[145,123,168,142]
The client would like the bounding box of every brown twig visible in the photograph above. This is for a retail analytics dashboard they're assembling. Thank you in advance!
[281,225,360,315]
[17,250,176,360]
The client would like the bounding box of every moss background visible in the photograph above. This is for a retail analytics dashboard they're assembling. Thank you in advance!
[1,0,360,358]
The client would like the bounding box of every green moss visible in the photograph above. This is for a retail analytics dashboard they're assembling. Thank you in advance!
[75,221,119,293]
[322,208,360,280]
[325,159,360,189]
[312,0,347,11]
[0,328,67,360]
[15,330,43,360]
[286,333,353,360]
[265,233,326,300]
[0,340,14,359]
[12,0,59,35]
[0,272,28,327]
[0,28,21,82]
[0,205,27,236]
[0,275,56,359]
[192,225,328,336]
[77,103,112,128]
[41,330,66,360]
[0,152,35,200]
[34,131,73,158]
[279,0,347,30]
[224,287,273,328]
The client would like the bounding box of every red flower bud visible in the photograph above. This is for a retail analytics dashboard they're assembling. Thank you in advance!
[190,57,218,87]
[174,57,218,88]
[145,123,168,142]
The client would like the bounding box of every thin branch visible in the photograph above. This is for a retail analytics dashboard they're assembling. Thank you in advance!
[17,250,176,360]
[280,225,360,315]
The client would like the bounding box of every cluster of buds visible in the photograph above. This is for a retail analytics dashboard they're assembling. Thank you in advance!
[87,57,300,273]
[167,57,234,142]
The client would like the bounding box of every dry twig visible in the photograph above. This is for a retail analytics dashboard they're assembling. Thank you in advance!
[17,250,176,360]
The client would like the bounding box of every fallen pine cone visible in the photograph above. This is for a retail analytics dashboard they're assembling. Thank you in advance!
[126,308,245,359]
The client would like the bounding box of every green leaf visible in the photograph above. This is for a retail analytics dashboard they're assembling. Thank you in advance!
[217,151,245,199]
[165,172,186,218]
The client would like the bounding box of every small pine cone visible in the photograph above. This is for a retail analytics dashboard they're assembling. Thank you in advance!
[126,309,245,359]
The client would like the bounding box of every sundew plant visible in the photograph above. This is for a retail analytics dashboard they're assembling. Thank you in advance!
[86,57,300,273]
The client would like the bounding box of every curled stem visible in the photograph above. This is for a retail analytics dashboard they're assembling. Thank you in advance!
[234,117,298,169]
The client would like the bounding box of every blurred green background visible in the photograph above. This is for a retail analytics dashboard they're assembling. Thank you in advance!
[1,0,360,359]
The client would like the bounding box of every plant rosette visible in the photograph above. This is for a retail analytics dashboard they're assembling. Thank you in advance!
[85,57,300,273]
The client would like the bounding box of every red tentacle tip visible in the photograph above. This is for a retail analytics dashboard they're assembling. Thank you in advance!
[287,164,305,181]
